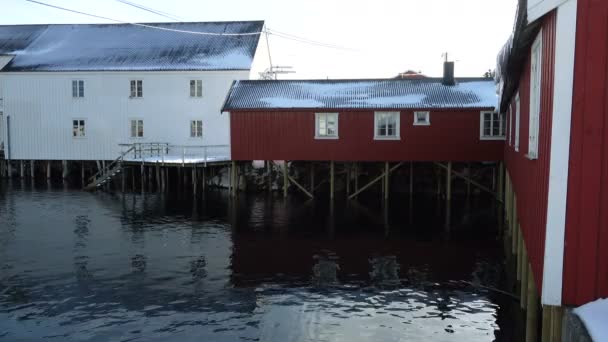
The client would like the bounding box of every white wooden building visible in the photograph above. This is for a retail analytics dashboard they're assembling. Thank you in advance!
[0,21,265,163]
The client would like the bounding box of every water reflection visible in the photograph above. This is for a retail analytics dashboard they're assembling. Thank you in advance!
[0,180,514,341]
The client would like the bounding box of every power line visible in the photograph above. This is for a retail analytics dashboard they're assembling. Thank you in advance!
[267,29,356,51]
[267,27,351,49]
[114,0,183,21]
[24,0,263,36]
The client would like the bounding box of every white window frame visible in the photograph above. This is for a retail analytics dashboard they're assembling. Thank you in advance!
[515,93,521,151]
[413,111,430,126]
[190,120,203,138]
[374,111,401,140]
[130,80,143,98]
[479,111,506,140]
[72,80,84,98]
[528,31,543,160]
[314,112,339,139]
[190,80,203,98]
[130,119,144,138]
[72,119,86,138]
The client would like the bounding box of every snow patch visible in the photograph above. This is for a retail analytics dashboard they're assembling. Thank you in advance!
[260,97,325,108]
[351,95,427,106]
[574,298,608,342]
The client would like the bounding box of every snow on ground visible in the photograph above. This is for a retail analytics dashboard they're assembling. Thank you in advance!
[574,298,608,342]
[123,155,230,165]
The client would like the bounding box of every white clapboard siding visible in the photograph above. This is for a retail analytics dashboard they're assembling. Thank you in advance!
[1,70,247,160]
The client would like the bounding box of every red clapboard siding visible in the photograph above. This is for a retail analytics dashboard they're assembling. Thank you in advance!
[504,11,556,296]
[230,109,503,162]
[562,0,608,306]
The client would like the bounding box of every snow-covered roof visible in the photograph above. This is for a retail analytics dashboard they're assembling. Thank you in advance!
[0,21,264,72]
[223,79,497,111]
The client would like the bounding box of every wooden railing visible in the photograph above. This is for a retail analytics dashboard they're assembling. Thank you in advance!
[87,145,136,184]
[119,143,230,166]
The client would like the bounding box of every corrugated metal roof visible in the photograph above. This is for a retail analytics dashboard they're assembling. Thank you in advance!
[0,21,264,72]
[223,78,498,111]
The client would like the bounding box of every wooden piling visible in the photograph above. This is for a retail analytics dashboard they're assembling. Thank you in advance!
[310,163,315,194]
[525,264,539,342]
[80,163,85,184]
[161,167,166,192]
[202,167,206,191]
[232,161,238,197]
[7,161,12,178]
[384,161,389,200]
[354,162,359,195]
[46,160,51,179]
[29,160,35,179]
[155,165,160,191]
[330,161,335,200]
[550,306,563,342]
[140,164,145,192]
[121,166,125,192]
[346,163,350,196]
[267,161,272,192]
[283,161,288,198]
[62,160,68,179]
[192,166,197,194]
[521,246,529,309]
[19,160,24,178]
[541,306,551,342]
[517,225,523,281]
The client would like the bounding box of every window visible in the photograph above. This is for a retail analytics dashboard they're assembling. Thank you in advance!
[72,119,85,137]
[374,111,400,140]
[190,120,203,138]
[72,80,84,98]
[413,111,430,126]
[130,119,144,138]
[515,93,521,151]
[130,80,143,98]
[190,80,203,97]
[315,113,339,139]
[480,111,505,140]
[528,31,543,160]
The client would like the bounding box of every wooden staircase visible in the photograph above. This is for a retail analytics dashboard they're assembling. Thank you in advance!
[84,146,135,191]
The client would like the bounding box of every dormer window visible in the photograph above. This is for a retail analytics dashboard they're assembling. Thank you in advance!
[413,111,430,126]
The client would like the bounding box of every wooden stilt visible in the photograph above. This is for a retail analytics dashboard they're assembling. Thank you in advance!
[283,161,288,198]
[525,264,539,342]
[310,163,315,194]
[29,160,35,179]
[348,162,404,199]
[330,161,335,200]
[517,225,523,282]
[521,246,529,309]
[346,163,350,196]
[192,166,197,194]
[121,166,126,192]
[81,163,85,184]
[62,160,68,179]
[541,305,551,342]
[384,161,389,200]
[550,306,563,342]
[155,165,160,191]
[498,162,504,201]
[267,161,272,192]
[140,164,145,192]
[409,162,414,194]
[512,203,519,254]
[161,167,166,192]
[47,161,52,179]
[232,161,238,197]
[467,163,472,198]
[131,166,135,190]
[7,161,12,178]
[354,162,359,195]
[202,167,206,191]
[20,160,24,178]
[445,161,452,232]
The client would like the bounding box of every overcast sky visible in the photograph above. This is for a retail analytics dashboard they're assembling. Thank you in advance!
[3,0,518,79]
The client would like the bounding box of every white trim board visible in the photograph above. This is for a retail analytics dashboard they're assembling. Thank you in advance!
[542,0,577,306]
[528,0,570,23]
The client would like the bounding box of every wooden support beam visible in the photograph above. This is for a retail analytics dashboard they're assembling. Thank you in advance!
[384,161,389,200]
[517,224,523,281]
[30,160,35,179]
[434,162,503,202]
[521,245,529,309]
[498,162,504,201]
[330,161,335,200]
[409,162,414,194]
[283,161,288,198]
[348,162,404,199]
[346,163,350,196]
[20,160,24,178]
[192,166,197,195]
[62,160,68,179]
[121,166,126,192]
[512,197,518,254]
[354,162,359,195]
[446,161,452,201]
[525,264,539,342]
[267,161,272,192]
[550,306,563,342]
[310,163,315,194]
[81,163,85,184]
[155,165,160,191]
[288,175,314,199]
[202,167,206,191]
[46,161,52,179]
[542,305,551,342]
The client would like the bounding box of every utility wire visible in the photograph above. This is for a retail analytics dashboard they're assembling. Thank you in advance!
[114,0,183,21]
[267,29,356,51]
[24,0,262,36]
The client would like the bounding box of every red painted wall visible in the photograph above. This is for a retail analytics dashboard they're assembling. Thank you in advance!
[562,0,608,306]
[504,11,556,296]
[230,109,503,162]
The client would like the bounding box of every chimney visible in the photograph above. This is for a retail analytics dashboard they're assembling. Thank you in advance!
[442,61,455,86]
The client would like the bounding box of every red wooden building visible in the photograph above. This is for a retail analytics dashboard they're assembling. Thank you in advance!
[496,0,608,325]
[223,73,503,162]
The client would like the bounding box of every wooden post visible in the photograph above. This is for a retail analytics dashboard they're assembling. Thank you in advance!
[466,163,472,198]
[409,162,414,224]
[202,167,206,191]
[384,161,389,200]
[310,163,315,194]
[521,246,529,309]
[62,160,68,179]
[550,306,563,342]
[46,161,52,179]
[330,161,335,200]
[346,164,350,196]
[161,167,166,192]
[498,162,504,201]
[155,165,160,191]
[192,166,197,195]
[354,162,359,195]
[81,163,86,184]
[446,161,452,232]
[525,264,539,342]
[517,224,523,281]
[232,161,238,197]
[7,161,12,178]
[140,164,145,192]
[267,161,272,192]
[436,165,441,196]
[29,160,34,179]
[283,161,288,198]
[409,162,414,194]
[541,306,551,342]
[121,166,125,192]
[19,160,24,178]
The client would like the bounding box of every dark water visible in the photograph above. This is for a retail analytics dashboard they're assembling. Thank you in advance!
[0,180,517,341]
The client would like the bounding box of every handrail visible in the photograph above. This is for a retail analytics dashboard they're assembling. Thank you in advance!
[88,145,136,183]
